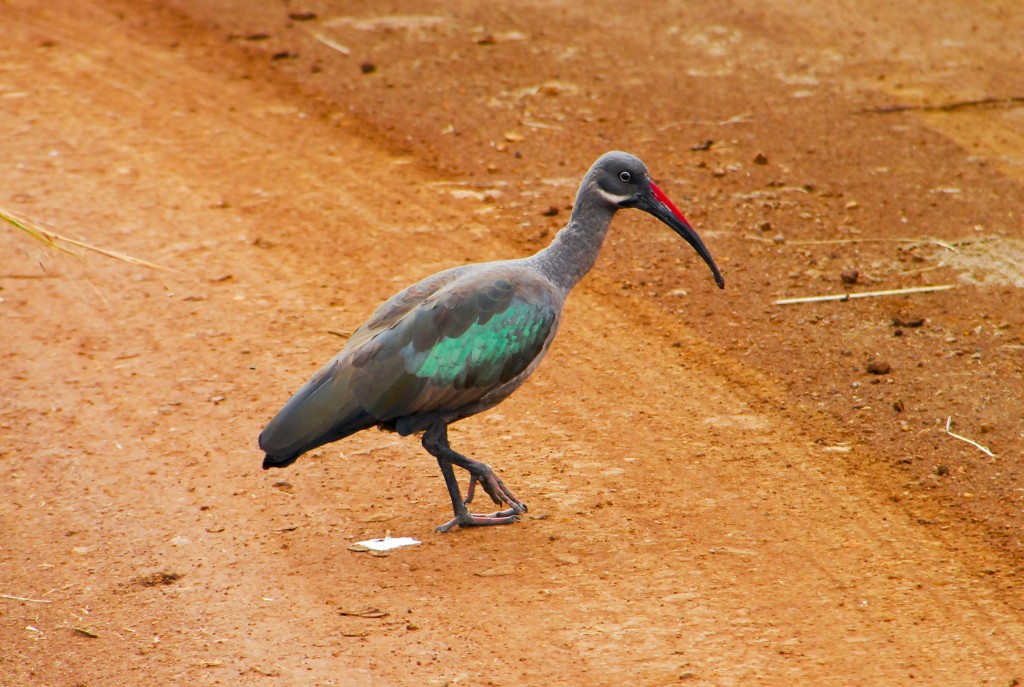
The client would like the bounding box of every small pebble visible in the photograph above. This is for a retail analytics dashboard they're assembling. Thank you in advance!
[840,268,859,285]
[360,61,377,74]
[936,464,949,477]
[866,360,891,375]
[753,152,769,165]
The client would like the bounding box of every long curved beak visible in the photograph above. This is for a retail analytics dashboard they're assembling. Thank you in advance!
[637,182,725,289]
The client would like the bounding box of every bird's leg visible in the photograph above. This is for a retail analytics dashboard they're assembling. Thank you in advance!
[422,422,527,533]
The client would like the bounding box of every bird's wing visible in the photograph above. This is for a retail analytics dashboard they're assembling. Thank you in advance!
[348,268,560,423]
[259,264,559,461]
[259,265,480,462]
[346,264,479,347]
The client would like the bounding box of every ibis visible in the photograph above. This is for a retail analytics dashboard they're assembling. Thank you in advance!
[259,151,724,532]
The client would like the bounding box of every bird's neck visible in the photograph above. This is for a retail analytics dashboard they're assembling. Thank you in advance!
[531,185,616,293]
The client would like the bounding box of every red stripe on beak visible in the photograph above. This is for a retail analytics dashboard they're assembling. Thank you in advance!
[650,182,693,230]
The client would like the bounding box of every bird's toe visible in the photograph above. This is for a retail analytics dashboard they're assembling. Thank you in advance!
[434,510,522,533]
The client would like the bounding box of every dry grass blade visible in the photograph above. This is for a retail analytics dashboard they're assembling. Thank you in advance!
[944,417,996,458]
[746,234,963,252]
[1,593,51,603]
[774,284,955,305]
[1,208,73,254]
[855,96,1024,115]
[2,207,172,271]
[310,31,350,55]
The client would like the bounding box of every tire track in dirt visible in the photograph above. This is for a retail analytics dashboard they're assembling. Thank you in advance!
[1,2,1022,685]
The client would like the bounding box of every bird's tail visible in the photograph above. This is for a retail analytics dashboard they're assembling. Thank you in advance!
[261,450,303,470]
[259,363,375,469]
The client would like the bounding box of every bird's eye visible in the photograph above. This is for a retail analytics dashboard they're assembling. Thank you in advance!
[619,171,631,183]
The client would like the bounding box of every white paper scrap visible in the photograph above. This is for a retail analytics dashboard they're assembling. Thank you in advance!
[355,536,421,552]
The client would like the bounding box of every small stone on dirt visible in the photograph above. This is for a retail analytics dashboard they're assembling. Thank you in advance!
[542,206,559,217]
[866,360,891,375]
[360,61,377,74]
[288,12,317,21]
[339,607,388,618]
[475,564,516,577]
[840,268,859,284]
[758,221,772,232]
[891,316,924,328]
[753,152,768,165]
[134,571,183,587]
[690,139,713,151]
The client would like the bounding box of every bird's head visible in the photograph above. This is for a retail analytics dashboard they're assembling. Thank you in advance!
[588,151,725,289]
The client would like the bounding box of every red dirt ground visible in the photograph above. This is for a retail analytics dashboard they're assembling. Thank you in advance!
[2,1,1023,685]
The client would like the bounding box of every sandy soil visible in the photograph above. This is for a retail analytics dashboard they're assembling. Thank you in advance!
[2,0,1023,684]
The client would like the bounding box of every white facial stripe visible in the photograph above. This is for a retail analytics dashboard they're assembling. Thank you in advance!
[595,187,631,205]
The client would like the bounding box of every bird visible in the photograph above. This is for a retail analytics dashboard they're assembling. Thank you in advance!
[259,151,724,533]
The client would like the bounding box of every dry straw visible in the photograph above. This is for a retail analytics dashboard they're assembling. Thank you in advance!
[2,207,170,271]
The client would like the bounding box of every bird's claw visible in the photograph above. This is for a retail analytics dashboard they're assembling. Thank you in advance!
[463,474,480,505]
[464,469,527,513]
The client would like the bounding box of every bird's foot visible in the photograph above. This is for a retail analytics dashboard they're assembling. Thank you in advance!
[438,467,527,533]
[435,507,523,534]
[463,468,528,516]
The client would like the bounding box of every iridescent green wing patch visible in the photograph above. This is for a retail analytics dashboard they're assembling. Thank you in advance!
[411,300,555,388]
[349,270,559,421]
